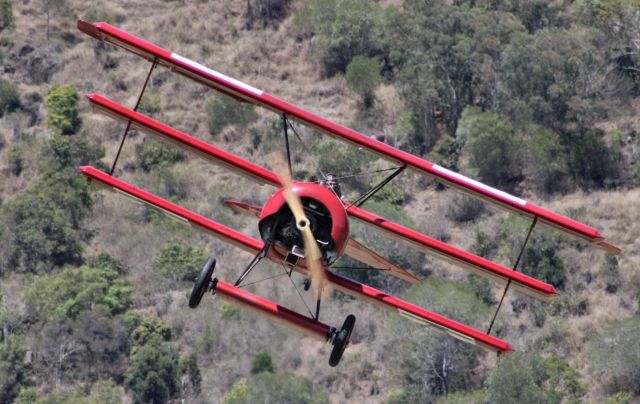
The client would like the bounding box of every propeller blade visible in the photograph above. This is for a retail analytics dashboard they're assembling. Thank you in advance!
[269,154,328,296]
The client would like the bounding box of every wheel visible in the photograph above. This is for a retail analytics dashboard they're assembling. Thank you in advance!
[189,257,216,308]
[329,314,356,367]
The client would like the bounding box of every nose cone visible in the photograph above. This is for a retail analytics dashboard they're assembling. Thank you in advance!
[259,182,349,263]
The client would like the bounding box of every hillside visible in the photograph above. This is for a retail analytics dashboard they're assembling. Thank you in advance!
[1,1,640,403]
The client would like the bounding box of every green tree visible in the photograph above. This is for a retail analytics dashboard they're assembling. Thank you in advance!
[46,84,81,134]
[497,27,605,135]
[486,353,585,403]
[346,56,380,108]
[456,107,523,192]
[154,240,208,285]
[251,351,276,374]
[300,0,384,76]
[206,94,258,135]
[0,135,103,274]
[390,3,525,147]
[0,335,32,403]
[125,337,181,404]
[126,314,172,347]
[26,262,133,320]
[588,316,640,395]
[0,78,19,117]
[523,125,570,194]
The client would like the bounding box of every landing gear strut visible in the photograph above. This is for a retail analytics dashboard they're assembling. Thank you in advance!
[329,314,356,367]
[189,257,217,308]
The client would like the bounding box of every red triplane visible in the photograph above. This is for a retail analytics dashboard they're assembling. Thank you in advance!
[77,20,620,367]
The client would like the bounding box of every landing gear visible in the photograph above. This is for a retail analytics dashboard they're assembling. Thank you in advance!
[189,257,217,308]
[329,314,356,367]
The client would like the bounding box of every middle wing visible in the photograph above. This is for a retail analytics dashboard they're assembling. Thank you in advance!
[86,94,558,301]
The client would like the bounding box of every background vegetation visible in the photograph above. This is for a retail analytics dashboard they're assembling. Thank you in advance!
[1,0,639,403]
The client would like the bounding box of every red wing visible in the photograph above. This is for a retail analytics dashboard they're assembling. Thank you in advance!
[86,95,558,301]
[81,166,511,352]
[86,94,279,186]
[77,20,619,254]
[223,199,422,285]
[80,166,263,254]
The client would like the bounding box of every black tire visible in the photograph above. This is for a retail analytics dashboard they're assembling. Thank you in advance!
[329,314,356,367]
[189,257,216,308]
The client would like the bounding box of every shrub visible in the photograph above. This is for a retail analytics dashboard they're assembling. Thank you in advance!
[486,353,585,403]
[136,138,185,172]
[245,0,291,28]
[0,78,19,117]
[154,240,208,285]
[7,144,23,176]
[124,314,172,346]
[224,372,328,404]
[26,263,133,320]
[345,56,380,108]
[251,352,276,374]
[519,232,566,289]
[568,131,621,189]
[45,84,81,134]
[138,90,161,115]
[206,94,258,135]
[0,0,12,32]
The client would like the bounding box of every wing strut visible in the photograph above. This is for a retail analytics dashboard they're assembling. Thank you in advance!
[487,217,538,334]
[109,58,158,175]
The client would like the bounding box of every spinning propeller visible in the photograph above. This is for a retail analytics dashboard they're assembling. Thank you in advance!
[270,154,329,300]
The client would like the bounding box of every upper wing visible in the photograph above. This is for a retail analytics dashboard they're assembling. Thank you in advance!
[78,19,619,254]
[223,199,422,285]
[86,94,558,301]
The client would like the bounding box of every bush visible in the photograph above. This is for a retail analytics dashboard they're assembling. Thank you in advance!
[46,84,81,135]
[445,194,486,223]
[486,353,585,403]
[124,314,172,347]
[26,262,133,320]
[154,240,208,285]
[136,138,185,172]
[523,125,570,194]
[245,0,291,28]
[568,131,621,189]
[519,232,567,289]
[345,56,380,108]
[7,144,23,176]
[0,78,19,117]
[206,94,258,135]
[251,352,276,374]
[224,372,328,404]
[0,0,12,32]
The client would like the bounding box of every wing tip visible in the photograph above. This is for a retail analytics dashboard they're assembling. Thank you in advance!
[596,240,622,255]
